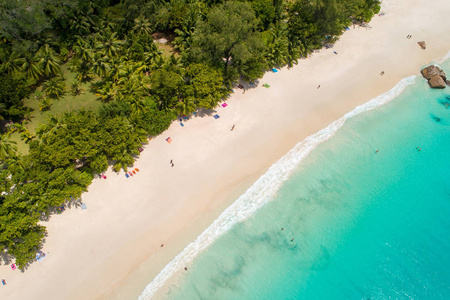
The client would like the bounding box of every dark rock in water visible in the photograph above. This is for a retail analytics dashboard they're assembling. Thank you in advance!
[421,65,447,88]
[431,114,441,122]
[439,99,450,109]
[421,65,446,81]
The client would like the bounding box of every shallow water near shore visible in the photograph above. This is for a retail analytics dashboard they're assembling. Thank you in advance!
[144,60,450,299]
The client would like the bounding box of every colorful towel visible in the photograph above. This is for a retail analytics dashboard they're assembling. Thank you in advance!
[214,114,220,119]
[221,103,228,108]
[166,137,172,143]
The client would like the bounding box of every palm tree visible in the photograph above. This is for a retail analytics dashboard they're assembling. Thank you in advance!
[95,30,125,58]
[69,13,94,36]
[39,97,53,112]
[173,27,194,54]
[112,149,135,172]
[21,53,42,81]
[36,115,67,142]
[73,39,94,63]
[128,98,147,115]
[91,54,111,77]
[43,77,66,99]
[132,61,151,74]
[162,54,185,73]
[36,44,62,77]
[133,15,153,36]
[95,83,117,102]
[117,76,149,101]
[0,134,17,162]
[144,50,162,69]
[0,50,23,74]
[265,23,289,67]
[175,97,196,117]
[71,80,83,96]
[20,129,35,143]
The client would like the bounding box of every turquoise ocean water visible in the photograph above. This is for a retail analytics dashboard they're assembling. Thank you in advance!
[140,58,450,300]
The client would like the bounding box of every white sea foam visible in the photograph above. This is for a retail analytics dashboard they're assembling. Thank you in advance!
[138,75,416,300]
[435,50,450,64]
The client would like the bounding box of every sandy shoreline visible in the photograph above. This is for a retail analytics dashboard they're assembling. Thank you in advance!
[1,0,450,299]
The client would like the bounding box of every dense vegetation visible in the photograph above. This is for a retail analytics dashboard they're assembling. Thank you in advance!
[0,0,380,268]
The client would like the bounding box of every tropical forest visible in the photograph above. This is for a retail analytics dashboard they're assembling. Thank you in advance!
[0,0,380,268]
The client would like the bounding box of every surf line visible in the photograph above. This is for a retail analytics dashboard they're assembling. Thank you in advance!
[138,75,416,300]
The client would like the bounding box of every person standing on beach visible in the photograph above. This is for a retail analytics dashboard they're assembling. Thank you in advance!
[231,125,235,131]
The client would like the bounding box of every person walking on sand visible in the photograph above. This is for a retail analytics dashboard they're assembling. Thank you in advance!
[231,125,235,131]
[380,71,384,76]
[317,85,321,89]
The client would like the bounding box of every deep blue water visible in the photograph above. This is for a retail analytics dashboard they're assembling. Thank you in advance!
[152,61,450,300]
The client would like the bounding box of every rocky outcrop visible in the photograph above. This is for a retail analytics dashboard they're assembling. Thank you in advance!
[428,75,446,88]
[421,65,447,89]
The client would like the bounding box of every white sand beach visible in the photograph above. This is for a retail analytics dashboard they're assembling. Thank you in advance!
[1,0,450,299]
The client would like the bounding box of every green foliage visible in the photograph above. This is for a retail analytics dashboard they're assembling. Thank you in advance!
[252,0,276,30]
[71,80,83,96]
[263,23,289,67]
[151,69,184,109]
[0,73,31,121]
[191,1,265,85]
[0,133,17,162]
[185,63,225,109]
[39,98,53,112]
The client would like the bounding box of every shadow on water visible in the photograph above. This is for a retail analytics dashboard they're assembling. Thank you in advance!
[437,94,450,109]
